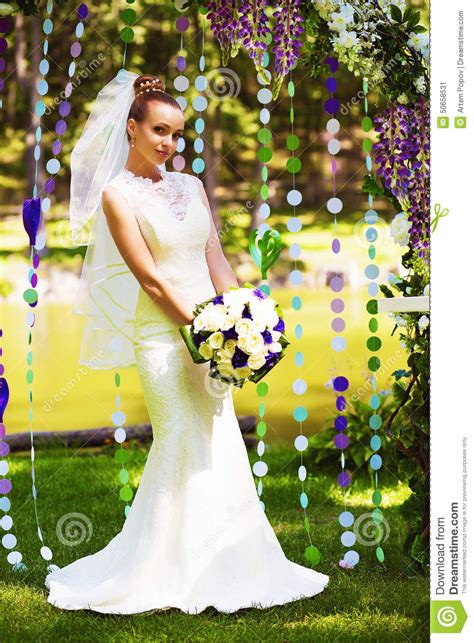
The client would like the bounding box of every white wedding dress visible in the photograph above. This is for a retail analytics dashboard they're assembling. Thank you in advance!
[44,167,329,614]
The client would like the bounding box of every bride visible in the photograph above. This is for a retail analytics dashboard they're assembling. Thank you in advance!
[44,70,329,614]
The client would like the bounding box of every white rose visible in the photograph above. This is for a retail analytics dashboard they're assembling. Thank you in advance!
[198,341,213,360]
[208,331,224,349]
[235,366,252,379]
[206,304,228,331]
[271,330,282,341]
[238,330,265,355]
[235,318,256,337]
[418,315,429,331]
[223,339,237,356]
[268,342,282,353]
[248,353,267,370]
[391,211,411,246]
[395,315,407,327]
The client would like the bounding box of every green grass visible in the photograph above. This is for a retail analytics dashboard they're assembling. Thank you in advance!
[0,443,429,641]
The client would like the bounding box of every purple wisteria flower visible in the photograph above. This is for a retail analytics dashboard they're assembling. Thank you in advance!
[206,0,241,65]
[238,0,271,72]
[373,97,430,263]
[271,0,304,98]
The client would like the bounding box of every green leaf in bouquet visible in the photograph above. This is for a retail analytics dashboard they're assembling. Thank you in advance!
[208,364,246,388]
[279,333,290,349]
[178,325,208,364]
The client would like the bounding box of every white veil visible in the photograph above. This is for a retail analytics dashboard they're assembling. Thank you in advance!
[70,68,164,370]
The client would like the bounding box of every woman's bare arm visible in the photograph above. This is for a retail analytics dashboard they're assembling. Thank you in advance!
[195,178,240,293]
[101,186,194,326]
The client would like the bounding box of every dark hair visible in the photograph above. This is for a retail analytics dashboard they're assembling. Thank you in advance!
[126,74,182,142]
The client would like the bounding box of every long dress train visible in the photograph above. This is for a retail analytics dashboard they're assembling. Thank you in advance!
[44,167,329,614]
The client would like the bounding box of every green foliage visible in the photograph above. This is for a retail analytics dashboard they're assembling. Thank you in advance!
[379,245,430,572]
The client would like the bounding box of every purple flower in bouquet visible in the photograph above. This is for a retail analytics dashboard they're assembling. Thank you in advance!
[262,329,273,344]
[213,294,224,305]
[253,288,268,300]
[273,317,285,333]
[271,0,304,98]
[231,346,249,369]
[238,0,271,73]
[242,304,253,319]
[373,97,430,263]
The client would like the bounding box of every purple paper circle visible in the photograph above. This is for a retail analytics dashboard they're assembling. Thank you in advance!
[326,77,337,93]
[52,140,62,156]
[176,16,190,32]
[332,238,340,253]
[332,317,345,332]
[333,376,349,392]
[0,441,10,457]
[0,18,11,33]
[31,273,38,288]
[334,433,349,449]
[0,58,6,73]
[0,478,12,493]
[172,155,186,171]
[45,178,55,194]
[33,253,40,269]
[59,101,71,117]
[331,298,345,313]
[338,471,350,488]
[0,364,4,376]
[335,415,348,431]
[336,395,346,411]
[330,276,344,292]
[324,98,340,115]
[325,56,339,72]
[55,119,67,135]
[77,4,89,20]
[176,55,187,72]
[71,41,81,58]
[0,38,7,54]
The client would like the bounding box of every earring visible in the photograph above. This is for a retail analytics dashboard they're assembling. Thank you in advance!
[131,138,135,148]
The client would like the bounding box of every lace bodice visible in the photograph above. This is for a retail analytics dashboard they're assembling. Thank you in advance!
[104,166,217,335]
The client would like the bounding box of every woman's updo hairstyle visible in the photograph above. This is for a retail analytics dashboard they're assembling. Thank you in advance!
[126,74,182,142]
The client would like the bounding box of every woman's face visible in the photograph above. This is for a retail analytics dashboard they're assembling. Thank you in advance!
[127,102,184,164]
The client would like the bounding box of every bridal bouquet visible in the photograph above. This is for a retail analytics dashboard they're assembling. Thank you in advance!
[179,282,290,388]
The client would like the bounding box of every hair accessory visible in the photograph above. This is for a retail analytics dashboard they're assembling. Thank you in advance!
[136,78,164,97]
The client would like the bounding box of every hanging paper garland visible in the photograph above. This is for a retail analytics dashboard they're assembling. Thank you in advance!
[190,7,208,176]
[19,0,61,574]
[119,0,137,68]
[110,0,137,515]
[0,330,28,571]
[251,29,274,511]
[22,3,90,571]
[323,56,359,570]
[41,3,89,248]
[0,15,11,110]
[172,0,191,171]
[285,68,321,567]
[361,76,385,564]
